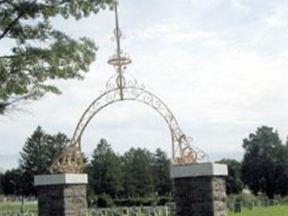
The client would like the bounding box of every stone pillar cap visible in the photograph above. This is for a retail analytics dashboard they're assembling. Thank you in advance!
[34,173,88,186]
[170,162,228,179]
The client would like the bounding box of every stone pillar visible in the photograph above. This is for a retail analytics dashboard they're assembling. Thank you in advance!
[34,174,88,216]
[171,162,228,216]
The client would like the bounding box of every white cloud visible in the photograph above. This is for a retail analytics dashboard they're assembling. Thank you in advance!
[230,0,250,11]
[188,0,250,12]
[265,6,287,28]
[130,22,219,43]
[188,0,222,8]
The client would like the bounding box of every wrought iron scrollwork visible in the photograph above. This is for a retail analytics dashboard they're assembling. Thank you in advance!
[50,86,207,173]
[50,1,207,174]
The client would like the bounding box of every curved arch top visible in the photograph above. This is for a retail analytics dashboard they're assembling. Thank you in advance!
[50,1,206,174]
[51,86,206,174]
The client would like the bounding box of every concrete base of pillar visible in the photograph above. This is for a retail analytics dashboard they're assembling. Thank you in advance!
[171,163,228,216]
[34,174,88,216]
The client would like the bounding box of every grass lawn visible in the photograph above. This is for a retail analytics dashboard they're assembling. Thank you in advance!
[0,201,37,211]
[1,202,288,216]
[229,206,288,216]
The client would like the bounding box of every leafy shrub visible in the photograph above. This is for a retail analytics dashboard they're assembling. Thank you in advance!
[97,194,114,208]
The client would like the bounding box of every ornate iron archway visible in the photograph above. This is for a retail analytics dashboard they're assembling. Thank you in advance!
[51,2,206,174]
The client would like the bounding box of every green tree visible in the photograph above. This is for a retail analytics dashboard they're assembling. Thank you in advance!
[218,159,243,194]
[88,139,123,198]
[0,0,113,114]
[242,126,286,198]
[122,148,155,198]
[153,148,172,196]
[274,142,288,196]
[0,170,4,194]
[2,168,23,195]
[19,126,69,195]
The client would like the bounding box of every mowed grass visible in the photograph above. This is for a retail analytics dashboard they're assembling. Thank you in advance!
[0,201,37,211]
[229,206,288,216]
[1,202,288,216]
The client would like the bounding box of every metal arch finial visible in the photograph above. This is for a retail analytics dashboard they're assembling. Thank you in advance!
[108,1,132,100]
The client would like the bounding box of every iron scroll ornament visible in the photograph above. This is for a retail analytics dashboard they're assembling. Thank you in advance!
[50,1,207,174]
[50,85,207,173]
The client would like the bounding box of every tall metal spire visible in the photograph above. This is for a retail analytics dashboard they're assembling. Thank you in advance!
[108,1,131,100]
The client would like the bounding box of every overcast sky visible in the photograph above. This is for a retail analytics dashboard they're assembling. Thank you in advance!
[1,0,288,170]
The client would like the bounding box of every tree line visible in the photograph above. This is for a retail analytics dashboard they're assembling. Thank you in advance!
[218,126,288,199]
[87,138,172,200]
[1,125,288,204]
[0,127,172,204]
